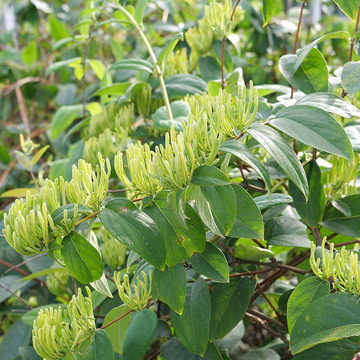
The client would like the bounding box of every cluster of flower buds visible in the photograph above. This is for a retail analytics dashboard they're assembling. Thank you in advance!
[326,155,359,198]
[100,228,127,269]
[114,270,152,312]
[66,155,111,211]
[84,103,134,139]
[164,48,189,78]
[310,238,360,295]
[205,0,244,39]
[3,156,111,255]
[83,128,127,166]
[32,287,96,359]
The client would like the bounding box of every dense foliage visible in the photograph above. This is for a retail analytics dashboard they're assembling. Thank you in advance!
[1,0,360,359]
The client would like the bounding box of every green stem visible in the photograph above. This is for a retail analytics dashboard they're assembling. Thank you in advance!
[114,4,173,120]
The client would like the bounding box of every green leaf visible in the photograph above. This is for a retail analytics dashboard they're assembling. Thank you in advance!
[287,277,330,336]
[210,277,253,340]
[50,104,82,140]
[171,278,211,356]
[49,14,70,41]
[341,61,360,96]
[220,140,271,193]
[109,59,153,73]
[31,145,50,166]
[289,160,325,227]
[0,143,11,164]
[235,244,274,261]
[292,339,360,360]
[1,188,37,198]
[103,305,131,354]
[45,57,81,76]
[200,185,237,235]
[190,243,229,283]
[19,346,42,360]
[228,184,264,239]
[262,0,278,26]
[254,194,293,211]
[290,293,360,355]
[122,309,158,360]
[150,191,206,258]
[18,267,68,282]
[153,100,190,131]
[0,320,32,360]
[22,304,67,326]
[99,204,166,270]
[154,74,207,99]
[22,41,38,64]
[61,231,103,284]
[191,165,230,186]
[279,48,329,94]
[334,0,359,21]
[87,59,106,80]
[321,194,360,237]
[91,83,131,97]
[265,216,311,248]
[82,330,114,360]
[134,0,148,26]
[0,275,31,303]
[293,31,350,73]
[157,33,184,68]
[296,92,360,118]
[161,338,223,360]
[153,264,186,314]
[247,122,308,199]
[272,105,354,161]
[51,204,92,225]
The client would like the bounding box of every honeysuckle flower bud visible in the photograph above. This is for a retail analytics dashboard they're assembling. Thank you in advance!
[114,270,152,311]
[310,238,360,295]
[114,142,160,196]
[32,287,95,360]
[114,104,135,136]
[135,84,152,118]
[164,48,189,78]
[66,155,111,211]
[205,0,244,39]
[101,228,127,269]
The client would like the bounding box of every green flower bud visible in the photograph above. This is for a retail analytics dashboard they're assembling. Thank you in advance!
[46,265,70,297]
[135,84,152,118]
[114,270,152,311]
[164,48,189,78]
[32,287,95,360]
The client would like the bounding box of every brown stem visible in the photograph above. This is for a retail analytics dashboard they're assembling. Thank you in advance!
[100,308,133,329]
[0,281,33,308]
[290,0,308,100]
[215,239,235,259]
[107,188,129,193]
[75,211,99,226]
[334,239,360,248]
[3,253,46,275]
[230,0,242,21]
[246,308,287,331]
[221,37,226,90]
[311,226,322,246]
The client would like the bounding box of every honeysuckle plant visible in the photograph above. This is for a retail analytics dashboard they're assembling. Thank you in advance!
[1,1,360,360]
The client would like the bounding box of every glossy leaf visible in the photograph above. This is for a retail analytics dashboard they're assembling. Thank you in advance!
[82,330,113,360]
[290,293,360,355]
[287,277,330,336]
[265,216,311,248]
[254,194,293,211]
[153,100,190,131]
[210,277,253,340]
[191,165,230,186]
[247,122,308,199]
[61,231,103,283]
[341,61,360,96]
[272,105,354,161]
[171,278,211,355]
[262,0,279,26]
[99,204,166,270]
[122,309,158,360]
[190,243,229,283]
[279,48,328,94]
[153,264,187,314]
[220,140,271,193]
[296,92,360,118]
[103,305,131,354]
[228,184,264,239]
[289,160,325,227]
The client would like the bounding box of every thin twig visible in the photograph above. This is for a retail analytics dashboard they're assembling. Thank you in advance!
[3,253,46,275]
[75,211,99,226]
[0,281,33,308]
[246,308,287,331]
